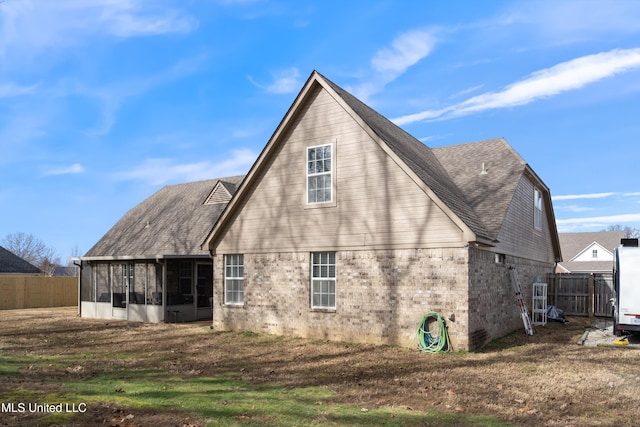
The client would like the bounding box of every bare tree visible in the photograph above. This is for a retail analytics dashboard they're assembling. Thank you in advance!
[602,225,640,238]
[1,232,61,276]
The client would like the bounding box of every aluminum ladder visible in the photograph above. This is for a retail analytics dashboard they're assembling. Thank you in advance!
[509,267,534,335]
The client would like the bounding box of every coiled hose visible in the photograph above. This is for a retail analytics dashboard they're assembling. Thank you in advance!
[412,312,451,353]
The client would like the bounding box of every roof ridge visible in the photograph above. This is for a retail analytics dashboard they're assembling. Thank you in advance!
[317,72,493,241]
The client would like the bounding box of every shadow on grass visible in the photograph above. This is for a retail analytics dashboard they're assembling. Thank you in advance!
[5,363,506,427]
[58,369,514,427]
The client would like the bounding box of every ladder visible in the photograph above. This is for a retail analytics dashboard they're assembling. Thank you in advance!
[509,267,534,335]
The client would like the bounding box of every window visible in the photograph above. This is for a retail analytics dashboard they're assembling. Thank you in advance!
[494,253,506,264]
[533,187,543,230]
[307,144,332,204]
[592,249,598,259]
[311,252,336,309]
[179,261,193,295]
[224,255,244,305]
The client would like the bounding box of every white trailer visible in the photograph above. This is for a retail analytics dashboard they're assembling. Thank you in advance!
[613,239,640,336]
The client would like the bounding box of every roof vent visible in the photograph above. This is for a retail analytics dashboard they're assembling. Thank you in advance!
[480,162,488,175]
[204,181,232,205]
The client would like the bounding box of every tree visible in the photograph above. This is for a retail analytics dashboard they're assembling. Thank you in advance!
[1,232,61,276]
[602,225,640,238]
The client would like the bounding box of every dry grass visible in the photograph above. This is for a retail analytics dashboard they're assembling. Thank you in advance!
[1,307,639,426]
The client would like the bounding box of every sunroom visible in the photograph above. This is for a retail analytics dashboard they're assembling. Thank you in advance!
[78,257,213,322]
[78,175,244,323]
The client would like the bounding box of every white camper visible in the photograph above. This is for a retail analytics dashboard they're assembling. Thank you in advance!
[613,238,640,336]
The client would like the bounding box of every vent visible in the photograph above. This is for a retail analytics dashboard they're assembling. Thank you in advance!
[204,182,232,205]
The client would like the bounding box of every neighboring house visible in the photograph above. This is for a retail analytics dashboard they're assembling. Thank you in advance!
[556,231,624,274]
[203,71,561,351]
[0,246,42,275]
[79,176,244,322]
[53,265,79,277]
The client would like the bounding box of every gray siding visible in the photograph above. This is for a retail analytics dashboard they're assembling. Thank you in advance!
[216,86,464,254]
[494,176,556,263]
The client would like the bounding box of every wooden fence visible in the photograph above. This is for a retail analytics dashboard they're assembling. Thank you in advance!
[547,273,613,317]
[0,276,77,310]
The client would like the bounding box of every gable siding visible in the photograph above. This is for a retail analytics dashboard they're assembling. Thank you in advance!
[572,243,613,262]
[494,176,555,263]
[215,87,464,254]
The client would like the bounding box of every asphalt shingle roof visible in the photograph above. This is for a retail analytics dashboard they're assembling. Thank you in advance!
[557,231,624,272]
[84,175,244,258]
[432,138,527,239]
[320,73,493,241]
[0,246,41,274]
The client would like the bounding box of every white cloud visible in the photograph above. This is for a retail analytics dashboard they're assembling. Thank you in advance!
[557,213,640,232]
[553,192,616,201]
[43,163,86,177]
[0,2,198,61]
[115,149,257,186]
[371,29,435,75]
[554,205,595,213]
[0,83,39,98]
[393,48,640,125]
[501,0,640,42]
[351,28,436,101]
[249,68,302,95]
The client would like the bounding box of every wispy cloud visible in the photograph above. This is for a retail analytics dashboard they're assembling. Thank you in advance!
[554,205,595,213]
[500,0,640,43]
[0,2,198,60]
[69,52,210,136]
[0,83,39,98]
[371,29,436,76]
[553,192,616,201]
[115,149,257,186]
[393,48,640,125]
[557,213,640,231]
[43,163,86,177]
[351,28,436,101]
[248,67,302,94]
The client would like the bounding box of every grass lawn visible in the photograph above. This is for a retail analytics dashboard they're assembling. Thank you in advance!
[1,307,639,426]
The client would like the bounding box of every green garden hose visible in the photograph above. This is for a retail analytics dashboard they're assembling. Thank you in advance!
[412,312,451,353]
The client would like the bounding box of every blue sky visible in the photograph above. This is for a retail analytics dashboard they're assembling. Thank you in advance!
[1,0,640,261]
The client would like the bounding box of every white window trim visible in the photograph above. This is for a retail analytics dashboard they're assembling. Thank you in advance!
[310,252,336,310]
[305,142,336,207]
[533,187,543,231]
[224,254,244,306]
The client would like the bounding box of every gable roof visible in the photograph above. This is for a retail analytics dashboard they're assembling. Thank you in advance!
[84,175,244,260]
[557,231,624,272]
[204,71,507,250]
[320,73,492,242]
[0,246,41,274]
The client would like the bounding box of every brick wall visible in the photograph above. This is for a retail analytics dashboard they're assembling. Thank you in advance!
[467,247,555,349]
[213,248,474,350]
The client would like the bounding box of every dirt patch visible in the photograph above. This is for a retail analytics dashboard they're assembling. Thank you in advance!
[1,307,640,426]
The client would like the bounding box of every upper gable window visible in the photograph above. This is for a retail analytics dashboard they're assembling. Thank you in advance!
[592,249,598,258]
[533,187,543,230]
[307,144,333,204]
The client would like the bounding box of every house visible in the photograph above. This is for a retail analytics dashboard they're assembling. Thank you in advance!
[0,246,42,275]
[556,231,624,274]
[79,176,244,322]
[203,71,561,351]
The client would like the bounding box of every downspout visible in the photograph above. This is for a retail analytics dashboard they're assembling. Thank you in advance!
[73,259,83,317]
[209,248,215,328]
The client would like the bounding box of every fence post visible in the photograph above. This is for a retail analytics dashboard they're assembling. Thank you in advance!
[588,274,595,318]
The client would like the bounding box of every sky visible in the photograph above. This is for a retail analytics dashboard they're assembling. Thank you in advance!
[1,0,640,262]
